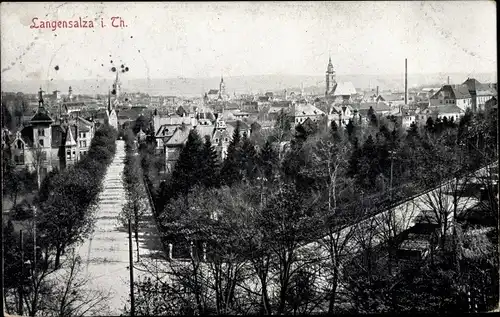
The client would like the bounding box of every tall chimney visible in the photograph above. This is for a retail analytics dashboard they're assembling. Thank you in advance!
[447,76,450,85]
[376,86,379,96]
[404,58,408,105]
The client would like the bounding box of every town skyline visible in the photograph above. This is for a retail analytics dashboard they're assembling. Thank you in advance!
[2,71,498,98]
[1,1,497,82]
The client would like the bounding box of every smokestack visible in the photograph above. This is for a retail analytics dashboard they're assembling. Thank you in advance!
[376,86,379,96]
[447,76,450,85]
[405,58,408,105]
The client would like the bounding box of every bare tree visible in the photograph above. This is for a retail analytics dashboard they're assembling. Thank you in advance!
[119,192,148,261]
[29,142,45,191]
[303,131,362,313]
[36,248,112,317]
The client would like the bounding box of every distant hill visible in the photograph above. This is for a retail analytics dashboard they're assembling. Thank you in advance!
[2,72,496,97]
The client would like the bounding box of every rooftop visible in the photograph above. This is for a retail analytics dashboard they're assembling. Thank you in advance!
[165,127,191,146]
[293,103,325,117]
[331,82,357,96]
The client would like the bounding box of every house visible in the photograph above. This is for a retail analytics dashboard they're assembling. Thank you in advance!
[414,105,435,125]
[176,105,192,117]
[435,104,464,122]
[231,110,251,120]
[462,78,497,112]
[195,124,216,142]
[206,90,220,102]
[240,101,259,113]
[75,116,95,157]
[429,84,472,111]
[227,120,251,138]
[152,112,197,136]
[267,106,289,121]
[264,92,274,101]
[401,110,417,128]
[63,101,86,115]
[212,118,232,161]
[154,123,178,151]
[250,120,274,133]
[164,126,191,172]
[362,90,378,102]
[289,103,326,128]
[7,88,96,178]
[359,102,392,116]
[328,104,353,127]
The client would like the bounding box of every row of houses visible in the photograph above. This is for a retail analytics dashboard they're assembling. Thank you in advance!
[146,108,251,172]
[112,76,496,175]
[1,89,97,180]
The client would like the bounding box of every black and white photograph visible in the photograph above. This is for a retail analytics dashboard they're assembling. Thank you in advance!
[1,1,498,316]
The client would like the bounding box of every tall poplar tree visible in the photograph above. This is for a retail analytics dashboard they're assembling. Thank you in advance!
[200,135,220,188]
[220,121,243,186]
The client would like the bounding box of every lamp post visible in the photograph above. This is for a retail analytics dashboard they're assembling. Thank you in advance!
[32,205,37,274]
[389,150,395,202]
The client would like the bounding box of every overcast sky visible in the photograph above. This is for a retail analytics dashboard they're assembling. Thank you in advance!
[1,1,497,82]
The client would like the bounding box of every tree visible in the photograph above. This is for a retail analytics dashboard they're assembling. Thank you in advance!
[37,167,99,268]
[1,101,15,130]
[357,135,379,189]
[220,122,243,186]
[200,136,220,188]
[296,119,319,141]
[38,249,112,317]
[259,183,321,315]
[425,117,435,133]
[3,163,36,208]
[121,196,147,260]
[133,115,151,134]
[346,119,355,141]
[258,140,278,181]
[239,134,258,182]
[347,137,361,178]
[367,106,375,120]
[330,120,343,142]
[35,124,117,269]
[157,185,257,315]
[2,220,21,290]
[120,158,148,261]
[275,109,292,134]
[30,143,46,190]
[170,129,204,197]
[407,122,419,140]
[305,133,364,313]
[414,132,475,261]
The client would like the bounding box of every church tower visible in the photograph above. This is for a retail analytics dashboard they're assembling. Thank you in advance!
[325,57,336,96]
[106,88,118,130]
[31,87,54,174]
[112,71,121,99]
[219,75,226,96]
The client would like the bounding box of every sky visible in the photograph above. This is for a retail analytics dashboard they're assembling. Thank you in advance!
[0,1,497,82]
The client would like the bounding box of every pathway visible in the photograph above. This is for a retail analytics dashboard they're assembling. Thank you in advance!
[75,140,164,316]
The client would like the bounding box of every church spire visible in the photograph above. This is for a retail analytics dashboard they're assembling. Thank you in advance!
[326,56,334,73]
[108,88,111,112]
[38,87,44,108]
